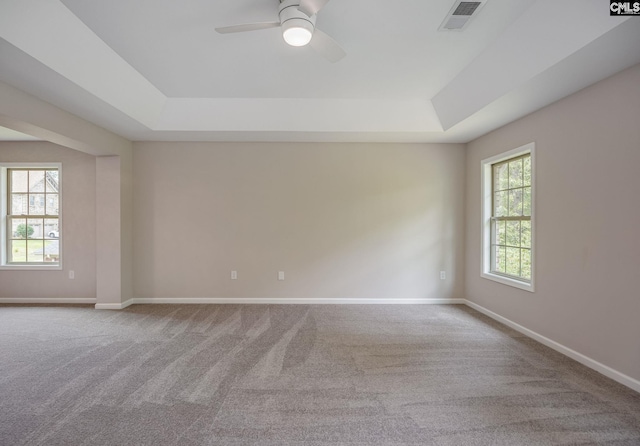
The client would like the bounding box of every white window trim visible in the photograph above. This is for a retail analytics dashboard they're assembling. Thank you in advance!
[480,143,535,292]
[0,162,63,270]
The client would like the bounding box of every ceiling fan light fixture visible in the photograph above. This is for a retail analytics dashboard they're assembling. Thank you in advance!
[216,0,345,62]
[282,18,314,46]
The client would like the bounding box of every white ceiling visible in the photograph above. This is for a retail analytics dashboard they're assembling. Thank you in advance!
[0,0,638,143]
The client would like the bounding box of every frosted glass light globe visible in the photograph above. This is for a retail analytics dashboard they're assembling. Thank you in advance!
[282,18,314,47]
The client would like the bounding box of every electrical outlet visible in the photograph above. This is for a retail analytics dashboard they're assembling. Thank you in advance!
[69,270,75,280]
[231,270,238,280]
[278,271,285,281]
[440,271,446,280]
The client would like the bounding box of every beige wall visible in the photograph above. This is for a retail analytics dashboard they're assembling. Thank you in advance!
[0,141,96,299]
[133,142,465,301]
[465,64,640,381]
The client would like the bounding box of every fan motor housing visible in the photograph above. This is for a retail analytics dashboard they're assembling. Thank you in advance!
[279,0,317,28]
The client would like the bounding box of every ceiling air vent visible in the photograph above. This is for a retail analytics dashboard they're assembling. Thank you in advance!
[439,0,487,31]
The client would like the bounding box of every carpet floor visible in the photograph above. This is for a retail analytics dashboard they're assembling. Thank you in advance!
[0,304,639,446]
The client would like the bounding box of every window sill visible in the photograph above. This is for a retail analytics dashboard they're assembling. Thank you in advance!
[0,264,62,271]
[481,272,534,292]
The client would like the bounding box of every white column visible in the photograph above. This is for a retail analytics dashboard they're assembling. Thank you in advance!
[96,156,123,307]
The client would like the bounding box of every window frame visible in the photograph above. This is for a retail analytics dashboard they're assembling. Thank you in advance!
[481,143,535,292]
[0,162,63,270]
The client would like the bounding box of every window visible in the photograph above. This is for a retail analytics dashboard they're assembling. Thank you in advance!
[481,144,534,291]
[1,164,61,268]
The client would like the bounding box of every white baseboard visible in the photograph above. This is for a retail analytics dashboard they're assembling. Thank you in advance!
[464,299,640,394]
[129,297,466,305]
[94,299,134,310]
[0,297,462,309]
[0,297,96,304]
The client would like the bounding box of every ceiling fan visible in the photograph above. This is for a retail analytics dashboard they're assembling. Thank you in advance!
[215,0,346,63]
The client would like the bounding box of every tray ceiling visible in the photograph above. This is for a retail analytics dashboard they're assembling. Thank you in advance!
[0,0,638,142]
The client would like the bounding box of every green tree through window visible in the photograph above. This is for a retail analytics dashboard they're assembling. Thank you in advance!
[15,223,34,239]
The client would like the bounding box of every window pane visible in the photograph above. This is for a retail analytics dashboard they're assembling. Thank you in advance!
[521,221,531,248]
[509,159,523,188]
[508,188,523,216]
[26,240,44,263]
[43,240,59,262]
[493,163,509,191]
[506,220,520,247]
[11,194,28,215]
[11,218,28,239]
[27,218,44,239]
[29,170,45,192]
[29,194,45,215]
[523,156,531,186]
[523,186,531,216]
[494,246,506,273]
[11,170,28,192]
[44,219,59,239]
[506,247,521,276]
[496,220,506,245]
[490,220,496,245]
[494,191,508,217]
[46,170,59,193]
[521,249,532,280]
[46,194,59,215]
[9,239,26,262]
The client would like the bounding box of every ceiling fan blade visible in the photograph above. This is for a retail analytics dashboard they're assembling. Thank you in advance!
[310,28,345,63]
[298,0,331,17]
[215,22,280,34]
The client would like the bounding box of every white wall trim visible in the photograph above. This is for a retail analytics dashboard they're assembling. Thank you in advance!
[128,297,466,305]
[0,297,95,304]
[464,299,640,394]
